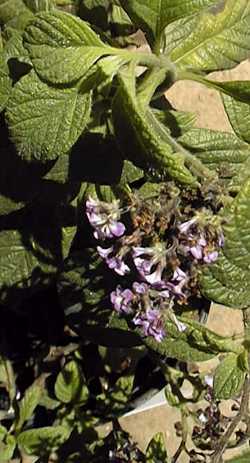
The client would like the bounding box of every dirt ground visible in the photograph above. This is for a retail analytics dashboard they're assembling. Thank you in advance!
[100,60,250,461]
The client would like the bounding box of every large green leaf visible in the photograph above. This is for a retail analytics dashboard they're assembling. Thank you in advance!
[120,0,217,47]
[54,360,88,404]
[169,0,250,72]
[0,52,12,112]
[6,71,92,162]
[0,0,29,25]
[213,353,245,400]
[200,179,250,308]
[23,10,111,84]
[179,129,250,179]
[143,317,234,362]
[17,426,70,456]
[223,93,250,144]
[0,427,16,461]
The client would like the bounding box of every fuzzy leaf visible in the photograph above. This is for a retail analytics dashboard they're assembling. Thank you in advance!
[16,380,43,432]
[0,52,12,112]
[24,10,110,84]
[6,71,92,162]
[120,0,217,46]
[0,428,15,461]
[0,0,30,25]
[170,0,250,72]
[179,129,250,179]
[200,179,250,308]
[143,318,222,362]
[55,360,88,404]
[17,426,70,456]
[223,93,250,144]
[214,353,245,400]
[146,432,168,463]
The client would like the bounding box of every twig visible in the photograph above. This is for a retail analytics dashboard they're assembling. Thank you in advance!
[211,308,250,463]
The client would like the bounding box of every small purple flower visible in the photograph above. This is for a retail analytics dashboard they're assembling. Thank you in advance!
[218,233,225,248]
[132,282,148,294]
[166,267,188,297]
[97,245,130,275]
[106,256,130,276]
[203,250,218,264]
[178,217,197,234]
[171,313,187,333]
[110,286,134,314]
[133,309,165,342]
[133,244,167,287]
[86,196,125,240]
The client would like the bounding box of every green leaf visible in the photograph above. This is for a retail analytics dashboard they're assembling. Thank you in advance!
[24,10,110,84]
[229,157,250,193]
[170,0,250,72]
[146,432,168,463]
[61,226,76,260]
[214,353,245,400]
[227,451,250,463]
[0,52,12,112]
[0,427,16,461]
[24,0,54,12]
[179,129,250,179]
[143,318,220,362]
[6,71,92,162]
[153,108,196,136]
[223,93,250,144]
[120,160,144,184]
[79,0,110,31]
[112,68,196,186]
[17,425,70,456]
[16,380,43,432]
[200,179,250,309]
[4,28,31,64]
[54,360,88,404]
[120,0,217,47]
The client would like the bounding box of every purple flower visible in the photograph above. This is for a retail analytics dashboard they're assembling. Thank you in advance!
[106,256,130,276]
[86,196,125,240]
[110,286,134,314]
[97,245,130,276]
[178,217,197,234]
[132,282,148,294]
[218,233,225,248]
[133,309,165,342]
[203,251,218,264]
[171,313,187,333]
[166,267,188,297]
[133,244,167,287]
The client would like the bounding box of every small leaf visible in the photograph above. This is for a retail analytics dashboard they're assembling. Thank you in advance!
[120,0,217,47]
[200,179,250,308]
[170,0,250,72]
[146,432,168,463]
[61,226,76,260]
[214,353,245,400]
[16,380,43,432]
[0,0,30,25]
[0,428,16,461]
[17,425,70,456]
[24,10,110,84]
[6,71,92,162]
[54,360,88,404]
[223,93,250,144]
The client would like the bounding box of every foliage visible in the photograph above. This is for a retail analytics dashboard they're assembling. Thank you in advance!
[0,0,250,462]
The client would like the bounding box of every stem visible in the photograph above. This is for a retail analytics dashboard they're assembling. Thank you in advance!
[211,308,250,463]
[137,67,170,106]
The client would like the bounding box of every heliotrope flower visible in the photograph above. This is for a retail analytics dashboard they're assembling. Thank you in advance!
[133,309,165,342]
[132,244,167,287]
[166,267,188,297]
[110,286,134,314]
[86,196,125,240]
[97,246,130,276]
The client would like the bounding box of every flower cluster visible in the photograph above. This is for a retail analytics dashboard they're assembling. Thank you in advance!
[85,194,224,343]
